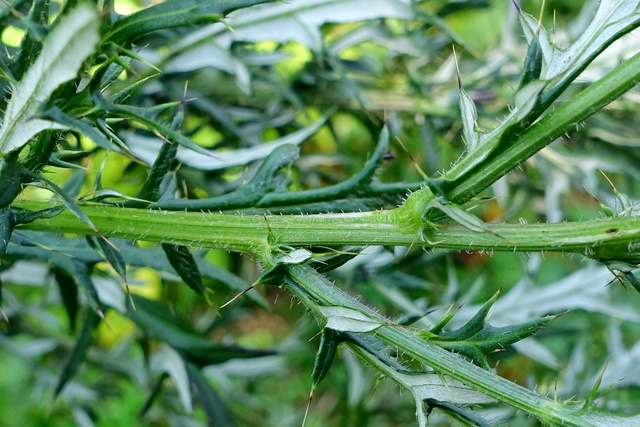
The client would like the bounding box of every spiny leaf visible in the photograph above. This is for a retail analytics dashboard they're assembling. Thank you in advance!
[87,236,127,280]
[0,4,100,153]
[8,0,48,80]
[161,244,206,296]
[419,292,556,370]
[54,307,102,396]
[154,143,300,210]
[132,114,329,172]
[518,0,640,99]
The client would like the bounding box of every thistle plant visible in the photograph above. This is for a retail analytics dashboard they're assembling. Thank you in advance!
[1,0,640,426]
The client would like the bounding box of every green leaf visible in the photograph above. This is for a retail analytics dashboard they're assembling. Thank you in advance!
[128,295,273,366]
[87,236,127,281]
[52,266,79,332]
[130,114,329,171]
[0,4,100,153]
[459,85,481,152]
[150,345,193,414]
[425,198,497,236]
[518,1,640,98]
[424,399,494,427]
[518,33,543,89]
[186,363,236,427]
[172,0,414,52]
[0,153,24,209]
[0,209,14,259]
[154,143,300,210]
[54,307,101,396]
[40,107,130,154]
[139,372,169,418]
[419,292,556,370]
[319,306,382,333]
[128,113,180,207]
[312,328,342,387]
[161,244,206,296]
[9,0,49,80]
[104,0,276,45]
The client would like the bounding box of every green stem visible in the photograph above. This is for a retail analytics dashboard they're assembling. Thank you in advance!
[444,50,640,204]
[14,200,640,263]
[284,264,640,427]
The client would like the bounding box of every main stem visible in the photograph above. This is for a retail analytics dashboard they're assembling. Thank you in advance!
[15,200,640,263]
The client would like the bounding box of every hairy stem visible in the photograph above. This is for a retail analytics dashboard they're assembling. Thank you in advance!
[15,201,640,263]
[442,50,640,204]
[284,263,640,427]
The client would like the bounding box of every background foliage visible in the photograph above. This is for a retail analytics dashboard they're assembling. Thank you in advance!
[1,0,639,426]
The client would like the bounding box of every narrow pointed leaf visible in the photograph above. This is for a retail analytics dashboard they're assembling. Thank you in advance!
[54,308,101,396]
[162,244,206,295]
[139,372,169,418]
[52,267,79,332]
[518,34,543,89]
[87,236,127,280]
[186,363,236,427]
[426,199,493,235]
[312,328,342,386]
[41,107,129,154]
[459,88,481,152]
[128,295,273,365]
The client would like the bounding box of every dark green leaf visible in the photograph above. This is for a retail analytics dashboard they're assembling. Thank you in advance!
[52,266,79,332]
[0,209,15,258]
[127,295,273,366]
[425,399,493,427]
[315,247,363,273]
[138,372,169,419]
[186,363,236,427]
[312,328,342,387]
[87,236,127,280]
[0,153,24,209]
[54,307,101,396]
[518,34,543,89]
[162,243,206,295]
